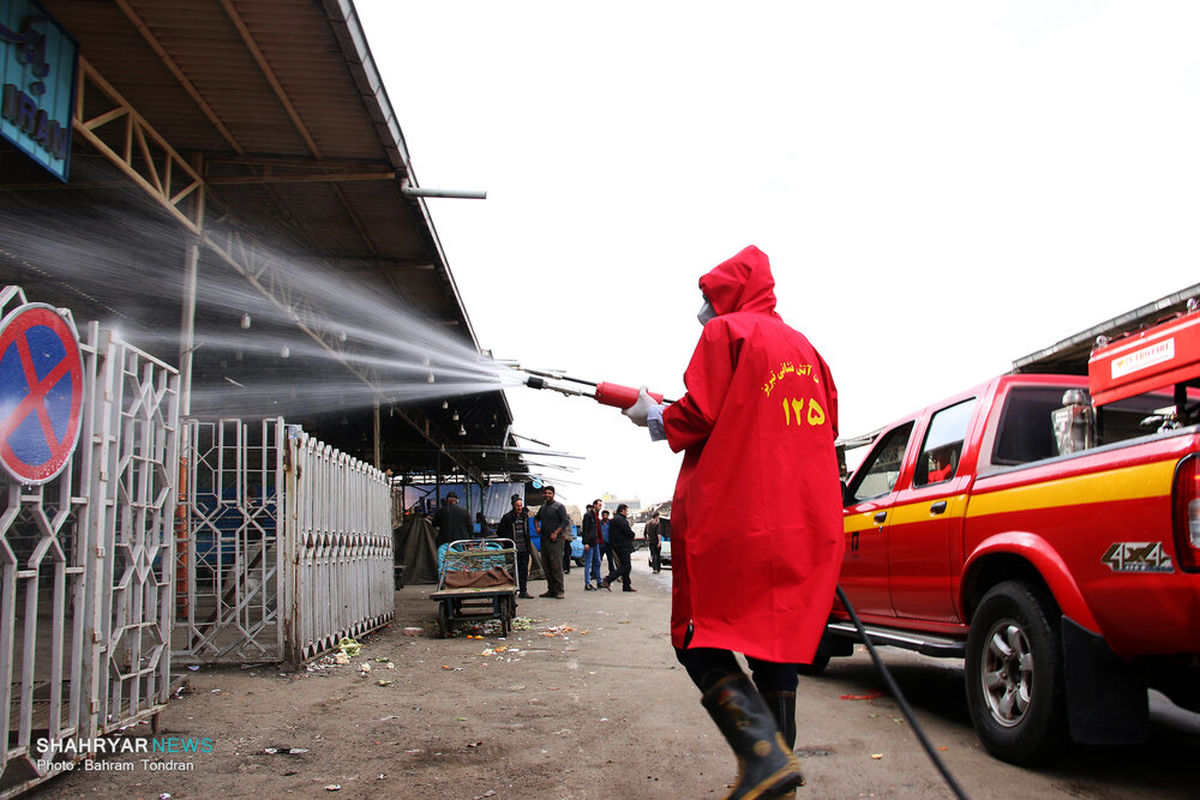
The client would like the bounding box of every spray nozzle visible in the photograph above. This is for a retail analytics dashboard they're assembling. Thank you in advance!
[510,364,672,408]
[517,371,591,399]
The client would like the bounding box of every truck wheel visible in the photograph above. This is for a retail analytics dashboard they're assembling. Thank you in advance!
[965,580,1067,764]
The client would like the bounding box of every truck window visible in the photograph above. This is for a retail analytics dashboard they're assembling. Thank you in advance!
[993,385,1199,467]
[993,387,1068,465]
[914,398,976,486]
[847,422,914,503]
[1096,388,1200,441]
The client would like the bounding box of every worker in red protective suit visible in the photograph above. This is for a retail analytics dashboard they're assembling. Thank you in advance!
[623,245,844,799]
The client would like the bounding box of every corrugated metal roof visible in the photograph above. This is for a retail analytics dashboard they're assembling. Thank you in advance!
[0,0,521,481]
[1012,283,1200,376]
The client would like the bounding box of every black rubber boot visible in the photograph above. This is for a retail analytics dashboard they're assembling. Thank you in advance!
[760,690,797,751]
[700,674,805,799]
[760,690,799,797]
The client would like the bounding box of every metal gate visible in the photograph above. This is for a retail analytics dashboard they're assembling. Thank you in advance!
[174,420,393,668]
[285,428,394,664]
[176,418,284,664]
[1,306,180,799]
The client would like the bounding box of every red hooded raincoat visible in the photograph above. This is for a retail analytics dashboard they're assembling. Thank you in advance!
[662,246,844,664]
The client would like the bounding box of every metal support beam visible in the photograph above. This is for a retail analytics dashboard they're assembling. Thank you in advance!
[207,170,397,186]
[73,57,206,234]
[114,0,245,155]
[220,0,323,159]
[69,55,490,488]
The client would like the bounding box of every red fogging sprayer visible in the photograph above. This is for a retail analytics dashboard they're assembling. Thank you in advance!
[511,366,675,408]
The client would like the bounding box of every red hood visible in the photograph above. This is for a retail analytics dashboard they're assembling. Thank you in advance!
[698,245,777,317]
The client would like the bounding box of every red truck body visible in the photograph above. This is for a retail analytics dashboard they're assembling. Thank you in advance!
[829,370,1200,764]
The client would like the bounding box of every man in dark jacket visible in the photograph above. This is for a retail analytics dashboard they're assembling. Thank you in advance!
[645,511,662,574]
[433,491,472,548]
[600,509,614,573]
[581,499,602,590]
[534,485,569,599]
[599,504,636,592]
[432,491,474,573]
[497,494,534,598]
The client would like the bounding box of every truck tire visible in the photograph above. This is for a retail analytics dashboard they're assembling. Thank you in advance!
[965,580,1067,764]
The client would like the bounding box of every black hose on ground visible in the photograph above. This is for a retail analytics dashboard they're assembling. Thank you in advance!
[835,585,971,800]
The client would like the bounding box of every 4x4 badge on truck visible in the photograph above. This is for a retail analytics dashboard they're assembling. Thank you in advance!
[1101,541,1174,573]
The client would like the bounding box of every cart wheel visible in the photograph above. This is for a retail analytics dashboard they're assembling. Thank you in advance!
[437,601,450,638]
[502,598,514,637]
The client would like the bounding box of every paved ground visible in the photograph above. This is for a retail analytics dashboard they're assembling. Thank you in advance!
[27,550,1200,799]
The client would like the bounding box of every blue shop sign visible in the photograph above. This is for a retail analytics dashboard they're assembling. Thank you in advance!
[0,0,77,182]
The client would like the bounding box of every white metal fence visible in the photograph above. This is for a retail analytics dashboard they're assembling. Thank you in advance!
[2,297,394,798]
[284,428,394,664]
[0,315,180,799]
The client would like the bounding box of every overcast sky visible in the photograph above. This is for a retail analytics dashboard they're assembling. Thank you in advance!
[355,1,1200,509]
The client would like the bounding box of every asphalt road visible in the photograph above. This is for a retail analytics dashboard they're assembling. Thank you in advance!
[640,552,1200,799]
[805,647,1200,799]
[28,548,1200,800]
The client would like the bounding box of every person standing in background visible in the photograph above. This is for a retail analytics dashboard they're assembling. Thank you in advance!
[600,509,614,574]
[598,504,636,592]
[582,499,602,590]
[534,485,569,599]
[498,494,533,599]
[432,491,472,571]
[645,511,662,574]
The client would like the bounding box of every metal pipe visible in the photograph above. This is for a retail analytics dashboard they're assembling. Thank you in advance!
[178,238,200,416]
[401,186,487,199]
[372,399,381,469]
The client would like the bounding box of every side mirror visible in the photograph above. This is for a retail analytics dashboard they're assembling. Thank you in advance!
[841,479,850,505]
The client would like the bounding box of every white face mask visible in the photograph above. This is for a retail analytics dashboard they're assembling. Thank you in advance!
[697,300,716,326]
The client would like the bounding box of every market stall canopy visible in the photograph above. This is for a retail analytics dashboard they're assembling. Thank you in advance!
[0,0,529,482]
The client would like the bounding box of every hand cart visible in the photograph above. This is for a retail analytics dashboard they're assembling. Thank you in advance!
[430,538,518,637]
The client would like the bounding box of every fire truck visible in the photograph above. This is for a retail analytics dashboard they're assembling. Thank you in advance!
[820,302,1200,764]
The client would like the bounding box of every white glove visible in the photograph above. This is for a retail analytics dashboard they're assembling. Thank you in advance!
[621,387,656,427]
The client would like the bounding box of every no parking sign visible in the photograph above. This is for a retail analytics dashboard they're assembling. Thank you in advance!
[0,302,83,484]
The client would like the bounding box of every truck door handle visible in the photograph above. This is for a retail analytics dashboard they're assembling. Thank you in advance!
[930,501,947,515]
[873,511,887,524]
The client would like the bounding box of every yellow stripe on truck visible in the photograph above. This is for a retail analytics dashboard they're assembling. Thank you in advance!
[966,460,1175,518]
[843,494,969,532]
[844,510,881,532]
[889,493,969,525]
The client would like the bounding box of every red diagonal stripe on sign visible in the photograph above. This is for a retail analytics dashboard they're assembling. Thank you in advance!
[0,334,73,448]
